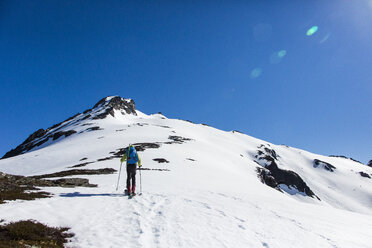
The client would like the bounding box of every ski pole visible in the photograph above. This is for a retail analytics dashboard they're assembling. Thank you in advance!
[139,166,142,195]
[116,162,123,191]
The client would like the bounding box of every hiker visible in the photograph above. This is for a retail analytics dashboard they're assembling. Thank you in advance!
[120,144,141,196]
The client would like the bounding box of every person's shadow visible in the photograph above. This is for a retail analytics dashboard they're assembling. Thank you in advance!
[60,192,125,197]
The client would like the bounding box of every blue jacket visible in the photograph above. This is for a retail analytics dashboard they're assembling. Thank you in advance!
[121,146,141,166]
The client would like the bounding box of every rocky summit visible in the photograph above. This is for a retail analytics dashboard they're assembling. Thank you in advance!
[2,96,136,159]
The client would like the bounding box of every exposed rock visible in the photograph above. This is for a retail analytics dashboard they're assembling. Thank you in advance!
[31,168,116,179]
[313,159,336,172]
[154,125,170,129]
[52,113,80,133]
[81,114,91,120]
[232,130,243,134]
[85,126,102,132]
[97,157,114,162]
[138,168,170,172]
[80,157,88,161]
[135,123,148,127]
[254,145,318,199]
[92,96,137,119]
[52,130,77,140]
[83,109,91,114]
[69,162,93,168]
[132,143,161,152]
[153,158,169,163]
[24,129,47,144]
[167,136,193,144]
[38,178,97,187]
[367,160,372,167]
[0,171,97,204]
[256,167,278,189]
[359,172,371,178]
[0,173,51,204]
[110,143,162,159]
[81,123,93,126]
[183,120,195,124]
[186,158,196,162]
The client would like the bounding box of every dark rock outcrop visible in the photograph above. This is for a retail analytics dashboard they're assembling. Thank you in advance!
[138,168,170,172]
[359,172,371,178]
[153,158,169,163]
[110,143,161,158]
[91,96,136,119]
[69,162,93,168]
[254,145,318,199]
[85,126,102,132]
[166,136,193,144]
[52,130,77,141]
[367,160,372,167]
[0,171,98,204]
[256,167,278,189]
[313,159,336,172]
[31,168,116,179]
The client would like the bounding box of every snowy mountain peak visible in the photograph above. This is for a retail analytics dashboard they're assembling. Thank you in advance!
[91,96,136,117]
[2,96,137,159]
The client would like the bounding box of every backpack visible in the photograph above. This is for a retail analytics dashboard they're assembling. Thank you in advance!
[127,146,139,163]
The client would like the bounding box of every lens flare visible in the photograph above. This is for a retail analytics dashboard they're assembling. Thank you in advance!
[319,34,330,44]
[270,50,286,64]
[306,26,318,36]
[250,68,262,79]
[278,50,287,58]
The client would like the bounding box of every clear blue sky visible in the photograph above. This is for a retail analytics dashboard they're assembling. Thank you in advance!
[1,1,371,163]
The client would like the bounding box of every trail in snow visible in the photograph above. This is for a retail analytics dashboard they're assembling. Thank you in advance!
[2,184,371,248]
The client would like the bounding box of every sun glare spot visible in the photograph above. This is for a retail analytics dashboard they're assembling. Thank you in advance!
[306,26,318,36]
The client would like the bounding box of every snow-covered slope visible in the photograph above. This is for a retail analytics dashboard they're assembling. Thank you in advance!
[1,96,372,248]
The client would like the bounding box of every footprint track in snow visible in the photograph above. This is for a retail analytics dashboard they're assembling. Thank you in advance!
[128,193,171,247]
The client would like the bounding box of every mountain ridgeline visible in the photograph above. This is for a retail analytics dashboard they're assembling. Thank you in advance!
[2,96,136,159]
[1,95,372,208]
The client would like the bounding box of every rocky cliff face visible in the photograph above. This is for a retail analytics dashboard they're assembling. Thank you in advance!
[2,96,136,159]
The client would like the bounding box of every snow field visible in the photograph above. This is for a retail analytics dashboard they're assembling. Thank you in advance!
[1,108,372,247]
